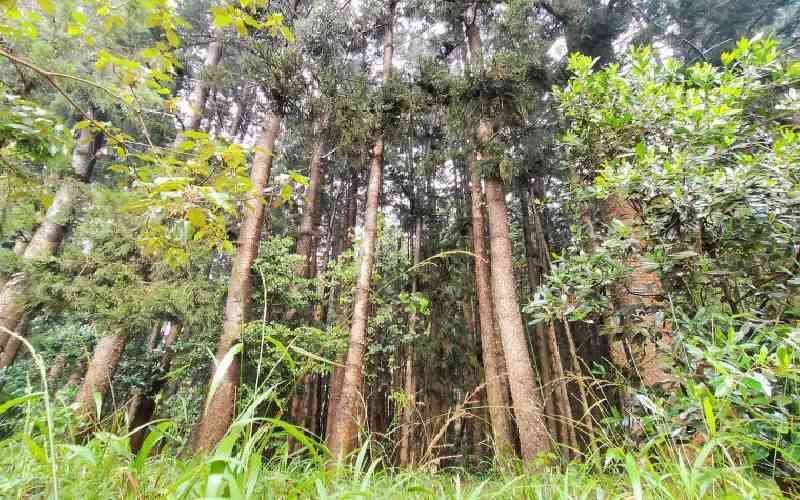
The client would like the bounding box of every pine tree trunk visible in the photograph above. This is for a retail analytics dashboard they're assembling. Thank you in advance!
[325,0,396,462]
[191,109,283,452]
[74,333,129,420]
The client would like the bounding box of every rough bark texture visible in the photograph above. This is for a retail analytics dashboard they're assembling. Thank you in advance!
[605,194,672,387]
[468,168,515,456]
[0,123,100,354]
[484,174,551,461]
[191,110,283,452]
[74,333,129,420]
[325,0,396,462]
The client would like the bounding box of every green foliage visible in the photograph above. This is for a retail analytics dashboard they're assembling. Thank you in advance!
[0,397,789,498]
[535,38,800,482]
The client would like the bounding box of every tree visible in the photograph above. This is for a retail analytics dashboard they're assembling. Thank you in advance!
[326,0,397,462]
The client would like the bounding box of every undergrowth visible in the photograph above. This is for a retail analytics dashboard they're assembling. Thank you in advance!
[0,395,789,499]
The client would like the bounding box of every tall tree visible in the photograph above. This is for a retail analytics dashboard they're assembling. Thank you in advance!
[326,0,397,462]
[191,107,284,451]
[464,9,550,460]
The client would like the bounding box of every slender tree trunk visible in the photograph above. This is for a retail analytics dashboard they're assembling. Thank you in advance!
[463,13,521,459]
[399,216,422,467]
[484,172,551,460]
[287,111,329,322]
[191,109,283,452]
[325,0,396,462]
[74,332,129,420]
[518,183,559,438]
[324,171,359,440]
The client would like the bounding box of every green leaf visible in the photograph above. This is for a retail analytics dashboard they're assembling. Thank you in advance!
[132,421,175,473]
[213,12,233,28]
[624,454,643,500]
[703,396,716,435]
[187,207,207,228]
[204,343,242,412]
[0,392,43,416]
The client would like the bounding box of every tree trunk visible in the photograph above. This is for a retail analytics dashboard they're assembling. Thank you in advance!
[399,215,422,467]
[0,123,100,353]
[287,111,329,322]
[605,194,672,387]
[128,321,182,453]
[191,109,283,452]
[324,171,359,441]
[467,167,516,457]
[484,173,551,461]
[463,13,520,459]
[325,0,396,463]
[518,183,559,439]
[74,333,129,420]
[176,28,224,141]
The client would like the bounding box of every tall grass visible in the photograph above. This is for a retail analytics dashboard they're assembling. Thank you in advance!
[0,394,788,499]
[0,332,791,498]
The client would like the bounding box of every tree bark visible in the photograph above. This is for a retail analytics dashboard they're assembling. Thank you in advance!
[605,194,671,387]
[467,167,516,457]
[191,109,283,452]
[464,10,549,460]
[462,12,517,460]
[287,111,329,322]
[74,332,129,420]
[324,171,359,441]
[325,0,396,462]
[484,173,551,461]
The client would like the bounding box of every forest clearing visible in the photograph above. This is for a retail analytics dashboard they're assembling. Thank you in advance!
[1,0,799,498]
